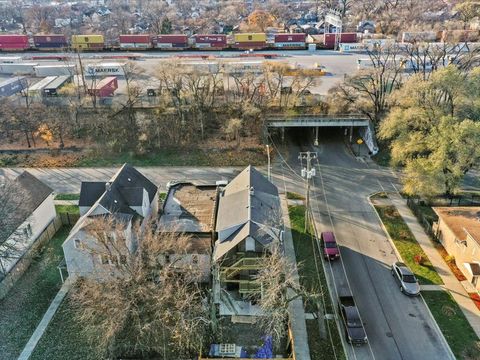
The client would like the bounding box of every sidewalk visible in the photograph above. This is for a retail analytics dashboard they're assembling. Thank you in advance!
[280,196,311,360]
[17,278,73,360]
[390,193,480,338]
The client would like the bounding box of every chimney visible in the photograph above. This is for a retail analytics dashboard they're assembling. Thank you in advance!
[250,186,254,196]
[105,182,111,191]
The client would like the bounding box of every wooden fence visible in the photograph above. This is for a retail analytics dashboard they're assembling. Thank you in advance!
[0,212,78,299]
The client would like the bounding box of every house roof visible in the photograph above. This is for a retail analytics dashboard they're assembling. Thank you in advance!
[433,207,480,246]
[214,166,281,261]
[79,182,106,207]
[0,171,53,244]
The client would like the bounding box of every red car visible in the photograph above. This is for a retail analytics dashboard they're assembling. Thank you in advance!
[321,231,340,260]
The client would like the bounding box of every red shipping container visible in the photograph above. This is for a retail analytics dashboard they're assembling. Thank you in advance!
[193,34,227,46]
[0,35,29,50]
[234,41,266,49]
[88,76,118,97]
[33,35,67,44]
[340,33,357,43]
[274,33,306,42]
[156,35,188,44]
[119,35,152,44]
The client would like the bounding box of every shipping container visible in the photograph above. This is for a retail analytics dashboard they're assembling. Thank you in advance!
[43,75,71,96]
[0,77,27,97]
[34,65,76,77]
[323,33,357,49]
[441,29,480,43]
[0,63,38,75]
[119,35,153,49]
[0,56,22,63]
[0,35,29,51]
[28,76,57,96]
[33,34,68,48]
[71,34,104,50]
[402,31,438,43]
[193,34,227,48]
[339,43,366,52]
[156,34,188,48]
[85,62,125,77]
[274,33,306,43]
[87,76,118,97]
[179,61,220,73]
[234,33,267,43]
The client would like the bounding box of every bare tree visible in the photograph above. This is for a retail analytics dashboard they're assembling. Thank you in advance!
[71,218,211,359]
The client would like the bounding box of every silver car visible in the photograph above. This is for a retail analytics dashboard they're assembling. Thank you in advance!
[391,262,420,296]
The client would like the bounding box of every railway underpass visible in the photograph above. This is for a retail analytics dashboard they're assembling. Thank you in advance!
[266,114,378,155]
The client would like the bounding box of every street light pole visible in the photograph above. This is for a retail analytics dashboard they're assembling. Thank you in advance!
[299,151,317,231]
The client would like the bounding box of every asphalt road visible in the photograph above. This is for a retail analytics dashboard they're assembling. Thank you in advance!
[273,128,454,360]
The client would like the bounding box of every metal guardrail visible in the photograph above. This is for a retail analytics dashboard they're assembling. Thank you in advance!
[266,114,370,126]
[268,113,365,120]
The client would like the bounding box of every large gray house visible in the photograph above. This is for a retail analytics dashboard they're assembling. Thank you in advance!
[62,164,159,279]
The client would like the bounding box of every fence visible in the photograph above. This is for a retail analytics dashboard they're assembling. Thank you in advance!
[0,212,77,299]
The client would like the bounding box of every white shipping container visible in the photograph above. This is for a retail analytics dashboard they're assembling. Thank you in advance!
[339,43,366,52]
[28,76,57,95]
[0,63,38,75]
[34,65,76,77]
[85,62,125,77]
[0,56,23,63]
[120,43,150,49]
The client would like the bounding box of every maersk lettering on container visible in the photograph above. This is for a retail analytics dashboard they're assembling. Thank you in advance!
[85,62,125,77]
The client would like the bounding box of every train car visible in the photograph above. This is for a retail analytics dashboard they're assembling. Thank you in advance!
[0,77,27,97]
[33,34,68,49]
[402,31,439,43]
[0,56,22,63]
[71,35,104,51]
[119,34,153,49]
[34,65,76,77]
[273,33,306,49]
[28,76,57,96]
[323,33,357,49]
[192,34,227,49]
[156,34,188,49]
[87,76,118,97]
[0,35,30,51]
[0,62,38,75]
[233,33,267,49]
[43,75,71,96]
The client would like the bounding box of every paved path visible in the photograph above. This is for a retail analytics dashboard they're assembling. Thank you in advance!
[390,193,480,338]
[281,196,311,360]
[17,279,73,360]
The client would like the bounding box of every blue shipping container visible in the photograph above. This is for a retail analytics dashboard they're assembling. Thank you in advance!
[35,42,67,48]
[0,77,27,97]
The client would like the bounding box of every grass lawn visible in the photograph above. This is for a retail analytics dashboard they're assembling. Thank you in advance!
[55,205,80,215]
[54,193,80,201]
[422,291,479,359]
[288,205,346,360]
[0,226,71,360]
[374,205,443,285]
[29,296,100,360]
[286,192,305,200]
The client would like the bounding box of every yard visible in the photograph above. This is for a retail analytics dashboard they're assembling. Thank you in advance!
[55,205,80,215]
[374,205,443,285]
[288,204,346,360]
[422,291,479,359]
[54,193,80,201]
[0,226,71,360]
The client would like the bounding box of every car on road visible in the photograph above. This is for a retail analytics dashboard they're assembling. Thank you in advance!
[321,231,340,260]
[338,295,368,345]
[391,262,420,296]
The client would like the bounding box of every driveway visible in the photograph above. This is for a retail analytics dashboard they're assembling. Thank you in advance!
[272,128,454,360]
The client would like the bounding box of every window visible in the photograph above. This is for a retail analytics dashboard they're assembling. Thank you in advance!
[248,35,252,41]
[23,223,33,238]
[165,254,171,263]
[117,255,127,265]
[99,254,109,265]
[192,254,199,264]
[74,239,81,249]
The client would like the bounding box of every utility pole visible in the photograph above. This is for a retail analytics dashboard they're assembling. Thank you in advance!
[266,144,271,181]
[299,151,317,231]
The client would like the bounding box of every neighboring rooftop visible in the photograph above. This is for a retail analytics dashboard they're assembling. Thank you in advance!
[159,183,217,233]
[0,171,53,243]
[433,207,480,246]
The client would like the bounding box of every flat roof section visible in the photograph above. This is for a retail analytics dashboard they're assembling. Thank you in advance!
[434,207,480,246]
[159,183,217,233]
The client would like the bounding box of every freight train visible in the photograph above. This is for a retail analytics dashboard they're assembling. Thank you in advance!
[0,32,355,52]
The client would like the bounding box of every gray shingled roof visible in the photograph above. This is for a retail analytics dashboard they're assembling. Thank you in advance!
[79,182,106,207]
[214,166,281,261]
[0,171,53,244]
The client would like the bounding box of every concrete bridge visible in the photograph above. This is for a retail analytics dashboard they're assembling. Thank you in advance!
[266,114,379,155]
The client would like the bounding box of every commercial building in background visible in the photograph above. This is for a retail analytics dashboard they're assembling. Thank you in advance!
[0,35,29,51]
[34,65,76,77]
[33,35,68,49]
[71,35,104,50]
[273,33,306,48]
[192,34,227,49]
[155,34,188,49]
[233,33,267,49]
[85,62,125,77]
[43,75,71,96]
[27,76,57,96]
[0,77,27,97]
[0,63,38,75]
[119,35,153,49]
[87,76,118,97]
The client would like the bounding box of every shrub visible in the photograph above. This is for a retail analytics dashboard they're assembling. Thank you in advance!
[413,254,426,265]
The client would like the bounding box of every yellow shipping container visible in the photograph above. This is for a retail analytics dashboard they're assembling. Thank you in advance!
[234,33,266,43]
[71,35,104,44]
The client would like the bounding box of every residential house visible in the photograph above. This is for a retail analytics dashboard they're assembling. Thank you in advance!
[158,182,218,282]
[433,207,480,291]
[0,172,55,293]
[213,166,282,318]
[63,164,158,279]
